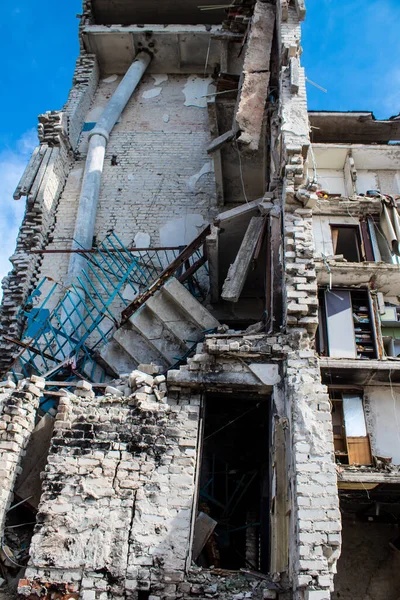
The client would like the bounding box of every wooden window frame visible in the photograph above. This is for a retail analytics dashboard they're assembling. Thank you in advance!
[329,389,372,466]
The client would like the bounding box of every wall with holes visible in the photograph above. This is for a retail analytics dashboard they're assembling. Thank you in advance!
[20,385,200,598]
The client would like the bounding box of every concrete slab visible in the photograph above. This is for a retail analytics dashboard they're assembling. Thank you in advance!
[129,304,188,364]
[113,323,169,370]
[146,289,204,347]
[163,278,220,332]
[99,338,139,377]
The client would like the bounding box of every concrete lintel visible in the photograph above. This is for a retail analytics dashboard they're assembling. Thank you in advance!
[215,198,262,225]
[167,363,280,390]
[338,471,400,485]
[314,197,381,217]
[315,262,400,296]
[319,357,400,385]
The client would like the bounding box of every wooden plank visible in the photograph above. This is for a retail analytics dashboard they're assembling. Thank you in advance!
[270,418,288,573]
[360,219,374,261]
[28,146,53,200]
[13,145,44,199]
[280,0,289,21]
[215,197,262,225]
[347,436,372,466]
[207,129,237,154]
[206,226,220,303]
[221,216,265,303]
[192,511,218,561]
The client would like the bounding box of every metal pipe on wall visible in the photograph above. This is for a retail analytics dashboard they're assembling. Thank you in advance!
[68,51,152,281]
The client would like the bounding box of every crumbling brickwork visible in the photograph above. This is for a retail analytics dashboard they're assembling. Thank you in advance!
[20,376,201,599]
[0,52,99,376]
[0,378,44,535]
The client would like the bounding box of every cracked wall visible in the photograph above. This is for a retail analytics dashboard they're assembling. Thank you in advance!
[20,378,200,599]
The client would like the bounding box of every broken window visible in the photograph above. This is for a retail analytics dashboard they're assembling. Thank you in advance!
[380,303,400,357]
[330,389,372,466]
[330,225,363,262]
[317,288,378,359]
[193,393,270,573]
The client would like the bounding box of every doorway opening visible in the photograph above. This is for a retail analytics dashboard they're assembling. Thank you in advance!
[193,393,270,573]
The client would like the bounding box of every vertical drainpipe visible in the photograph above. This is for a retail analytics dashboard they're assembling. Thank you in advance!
[68,51,152,280]
[63,52,151,352]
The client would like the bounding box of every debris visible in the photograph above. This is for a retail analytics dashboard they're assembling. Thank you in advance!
[192,512,218,561]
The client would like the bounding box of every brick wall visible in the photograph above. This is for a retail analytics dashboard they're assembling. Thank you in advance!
[20,378,202,599]
[35,72,217,308]
[0,377,44,535]
[277,3,341,599]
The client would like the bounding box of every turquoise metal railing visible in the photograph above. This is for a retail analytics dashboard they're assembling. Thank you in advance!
[9,232,208,384]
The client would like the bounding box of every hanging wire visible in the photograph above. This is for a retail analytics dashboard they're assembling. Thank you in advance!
[234,140,249,204]
[205,399,267,441]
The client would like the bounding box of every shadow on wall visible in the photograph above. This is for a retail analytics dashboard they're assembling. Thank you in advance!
[334,520,400,600]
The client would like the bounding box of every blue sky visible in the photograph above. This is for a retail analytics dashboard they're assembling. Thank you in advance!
[0,0,399,285]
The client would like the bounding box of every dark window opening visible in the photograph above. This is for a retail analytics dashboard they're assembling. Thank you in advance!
[194,394,270,573]
[331,225,362,262]
[316,288,378,359]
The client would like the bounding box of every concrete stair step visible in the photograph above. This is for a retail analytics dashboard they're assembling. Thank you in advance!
[146,288,204,348]
[128,304,188,365]
[113,321,169,371]
[98,338,139,377]
[163,278,220,332]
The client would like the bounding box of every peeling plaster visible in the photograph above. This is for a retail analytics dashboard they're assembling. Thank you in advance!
[159,214,205,246]
[152,74,169,86]
[188,161,214,192]
[102,74,118,83]
[134,232,151,248]
[85,106,105,123]
[183,75,214,109]
[294,396,327,455]
[142,88,162,100]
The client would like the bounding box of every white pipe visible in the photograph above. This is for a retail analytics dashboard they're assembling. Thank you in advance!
[68,51,151,280]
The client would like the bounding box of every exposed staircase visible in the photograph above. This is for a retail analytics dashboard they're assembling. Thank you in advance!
[8,226,218,383]
[99,277,219,375]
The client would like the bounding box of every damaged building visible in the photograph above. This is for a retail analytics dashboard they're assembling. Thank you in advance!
[0,1,399,599]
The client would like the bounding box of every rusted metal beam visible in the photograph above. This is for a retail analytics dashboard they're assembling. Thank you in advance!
[178,255,207,283]
[3,336,58,363]
[121,225,211,321]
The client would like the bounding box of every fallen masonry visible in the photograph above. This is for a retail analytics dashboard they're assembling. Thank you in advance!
[1,0,400,599]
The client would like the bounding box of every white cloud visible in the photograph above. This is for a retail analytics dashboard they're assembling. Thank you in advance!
[0,129,37,296]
